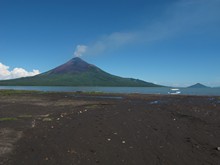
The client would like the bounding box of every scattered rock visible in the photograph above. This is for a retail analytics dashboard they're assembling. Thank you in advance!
[67,149,77,154]
[60,113,67,118]
[43,118,52,122]
[31,120,36,128]
[39,114,50,118]
[96,160,100,163]
[150,101,159,104]
[217,147,220,151]
[0,128,22,157]
[90,149,96,153]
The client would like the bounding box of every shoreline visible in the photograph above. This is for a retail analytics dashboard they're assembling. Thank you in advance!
[0,89,220,97]
[1,86,220,96]
[0,91,220,164]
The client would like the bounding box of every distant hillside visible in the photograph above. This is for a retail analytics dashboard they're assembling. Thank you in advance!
[0,57,161,87]
[188,83,209,88]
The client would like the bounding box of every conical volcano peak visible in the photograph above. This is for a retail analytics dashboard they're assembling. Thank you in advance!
[70,57,85,62]
[72,57,81,60]
[67,57,90,67]
[48,57,96,74]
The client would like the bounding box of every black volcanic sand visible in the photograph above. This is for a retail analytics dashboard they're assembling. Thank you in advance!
[0,91,220,165]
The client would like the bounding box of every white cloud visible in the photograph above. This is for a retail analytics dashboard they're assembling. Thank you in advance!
[79,0,220,56]
[87,32,138,55]
[74,32,138,56]
[0,63,10,79]
[0,62,40,80]
[73,45,87,57]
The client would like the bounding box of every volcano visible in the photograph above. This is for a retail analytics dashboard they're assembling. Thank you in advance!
[188,83,209,88]
[0,57,161,87]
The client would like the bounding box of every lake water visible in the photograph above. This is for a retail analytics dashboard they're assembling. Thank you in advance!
[0,86,220,96]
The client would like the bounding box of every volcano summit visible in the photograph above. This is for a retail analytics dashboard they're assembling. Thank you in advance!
[0,57,160,87]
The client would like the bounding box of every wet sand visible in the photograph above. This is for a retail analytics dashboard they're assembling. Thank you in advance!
[0,91,220,165]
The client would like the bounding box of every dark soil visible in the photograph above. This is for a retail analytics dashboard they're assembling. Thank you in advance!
[0,92,220,165]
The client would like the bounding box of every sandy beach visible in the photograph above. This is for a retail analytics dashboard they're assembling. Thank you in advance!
[0,91,220,165]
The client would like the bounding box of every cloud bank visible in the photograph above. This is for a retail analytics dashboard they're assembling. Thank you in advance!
[0,62,40,80]
[75,0,220,57]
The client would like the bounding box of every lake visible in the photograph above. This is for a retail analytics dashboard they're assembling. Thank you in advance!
[0,86,220,96]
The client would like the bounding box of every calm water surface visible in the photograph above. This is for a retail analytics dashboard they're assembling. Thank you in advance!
[0,86,220,96]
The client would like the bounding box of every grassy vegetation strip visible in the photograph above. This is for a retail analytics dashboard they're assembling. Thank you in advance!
[0,89,43,96]
[0,115,34,121]
[0,117,18,121]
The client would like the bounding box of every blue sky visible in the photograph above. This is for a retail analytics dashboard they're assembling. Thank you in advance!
[0,0,220,87]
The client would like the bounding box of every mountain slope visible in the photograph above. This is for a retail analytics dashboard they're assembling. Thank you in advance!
[0,57,161,87]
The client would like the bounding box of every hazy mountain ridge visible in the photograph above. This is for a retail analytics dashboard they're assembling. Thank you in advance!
[188,83,209,88]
